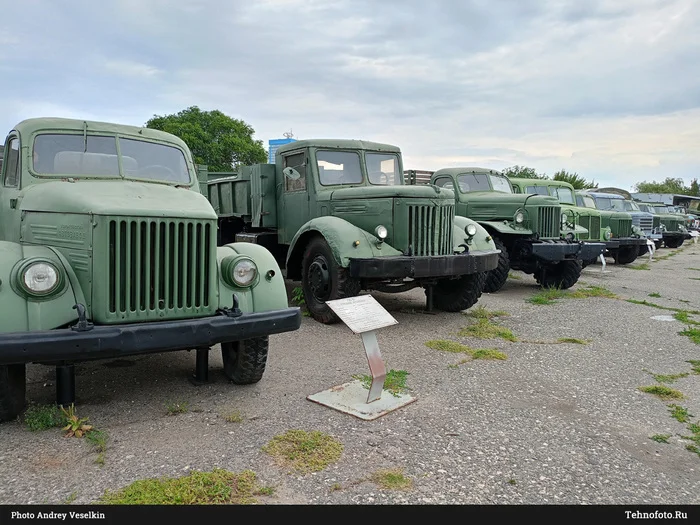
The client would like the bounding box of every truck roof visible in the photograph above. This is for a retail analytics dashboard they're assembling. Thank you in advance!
[10,117,191,151]
[580,190,626,200]
[432,167,502,177]
[276,138,400,155]
[509,178,574,189]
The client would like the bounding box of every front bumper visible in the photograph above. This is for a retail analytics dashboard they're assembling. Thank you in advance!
[644,232,663,241]
[348,249,500,279]
[0,307,302,366]
[662,231,688,240]
[605,238,648,251]
[529,241,606,262]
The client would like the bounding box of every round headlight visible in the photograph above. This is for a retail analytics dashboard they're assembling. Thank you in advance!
[231,259,257,287]
[375,225,388,240]
[22,262,59,295]
[465,223,478,236]
[604,230,612,240]
[561,213,568,224]
[515,211,525,224]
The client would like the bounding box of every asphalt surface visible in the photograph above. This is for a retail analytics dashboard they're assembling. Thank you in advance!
[1,242,699,506]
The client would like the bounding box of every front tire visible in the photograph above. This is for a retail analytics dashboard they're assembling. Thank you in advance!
[221,337,269,384]
[301,236,361,324]
[431,272,487,312]
[614,246,638,265]
[0,364,26,423]
[483,237,510,293]
[534,260,582,290]
[665,237,684,249]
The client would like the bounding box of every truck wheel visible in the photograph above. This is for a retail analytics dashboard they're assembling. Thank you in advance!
[221,336,268,385]
[301,236,361,324]
[0,364,26,423]
[614,246,638,265]
[483,237,510,293]
[534,260,582,290]
[431,272,487,312]
[581,258,598,269]
[654,240,663,250]
[665,237,684,249]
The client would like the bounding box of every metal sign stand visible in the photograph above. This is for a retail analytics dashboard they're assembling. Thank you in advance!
[306,295,416,420]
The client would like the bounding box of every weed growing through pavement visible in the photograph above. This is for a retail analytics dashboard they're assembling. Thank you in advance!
[262,430,343,474]
[353,369,409,397]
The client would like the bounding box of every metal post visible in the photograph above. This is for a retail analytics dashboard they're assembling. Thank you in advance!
[599,253,606,272]
[56,364,75,407]
[425,286,434,312]
[191,347,209,385]
[360,331,386,403]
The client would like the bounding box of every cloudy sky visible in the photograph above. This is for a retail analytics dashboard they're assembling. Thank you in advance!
[1,0,698,190]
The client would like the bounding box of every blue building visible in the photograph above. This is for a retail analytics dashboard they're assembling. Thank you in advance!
[268,138,296,163]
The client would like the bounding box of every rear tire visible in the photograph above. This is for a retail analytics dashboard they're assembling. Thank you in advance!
[0,364,26,423]
[221,336,269,385]
[534,260,582,290]
[483,237,510,293]
[614,246,638,265]
[431,272,487,312]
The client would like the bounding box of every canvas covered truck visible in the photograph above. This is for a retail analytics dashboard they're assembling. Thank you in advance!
[635,203,691,248]
[0,118,302,423]
[203,139,500,324]
[404,168,605,293]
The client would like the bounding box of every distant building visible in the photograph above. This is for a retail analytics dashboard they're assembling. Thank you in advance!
[631,193,700,207]
[268,137,296,163]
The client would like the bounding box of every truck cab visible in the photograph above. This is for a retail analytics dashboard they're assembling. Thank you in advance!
[405,167,605,293]
[205,140,501,323]
[0,118,302,422]
[636,202,690,248]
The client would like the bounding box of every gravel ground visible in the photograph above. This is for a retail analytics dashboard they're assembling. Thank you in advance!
[1,243,700,506]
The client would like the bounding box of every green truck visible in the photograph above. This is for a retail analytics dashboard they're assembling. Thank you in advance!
[203,139,501,324]
[0,118,302,422]
[635,203,691,248]
[507,178,646,265]
[404,168,605,292]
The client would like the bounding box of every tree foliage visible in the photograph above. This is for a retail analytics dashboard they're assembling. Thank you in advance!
[501,165,549,180]
[145,106,267,171]
[552,170,597,190]
[634,177,700,196]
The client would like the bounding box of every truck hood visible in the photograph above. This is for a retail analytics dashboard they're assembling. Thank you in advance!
[329,185,453,201]
[18,180,217,219]
[460,192,559,206]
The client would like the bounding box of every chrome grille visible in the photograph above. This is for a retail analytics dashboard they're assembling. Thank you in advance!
[107,218,215,319]
[408,204,454,256]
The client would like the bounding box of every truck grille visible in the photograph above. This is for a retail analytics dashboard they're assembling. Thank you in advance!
[579,215,601,240]
[578,215,591,240]
[535,206,560,239]
[611,217,632,238]
[634,216,653,232]
[652,216,661,229]
[104,218,216,321]
[407,204,454,256]
[665,219,682,231]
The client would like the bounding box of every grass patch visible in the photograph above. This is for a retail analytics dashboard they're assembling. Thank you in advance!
[627,263,650,270]
[674,311,700,325]
[650,434,672,444]
[465,305,509,319]
[689,278,700,281]
[222,410,243,423]
[686,268,700,271]
[568,285,617,299]
[353,369,409,397]
[625,300,700,315]
[458,318,517,342]
[528,285,616,305]
[528,288,568,305]
[507,272,522,280]
[23,404,64,432]
[648,292,661,298]
[425,340,471,354]
[668,405,693,423]
[100,469,265,504]
[688,360,700,374]
[470,348,508,360]
[370,468,413,490]
[85,429,109,466]
[679,327,700,344]
[262,430,343,474]
[166,401,189,416]
[557,337,589,345]
[645,370,690,384]
[638,385,684,400]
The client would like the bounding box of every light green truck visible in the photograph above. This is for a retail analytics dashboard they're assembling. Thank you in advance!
[203,139,500,323]
[0,118,302,422]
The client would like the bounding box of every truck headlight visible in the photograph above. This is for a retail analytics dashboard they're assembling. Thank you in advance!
[17,260,62,297]
[465,223,478,237]
[515,211,525,224]
[221,256,258,287]
[561,213,568,225]
[375,225,388,240]
[604,230,612,241]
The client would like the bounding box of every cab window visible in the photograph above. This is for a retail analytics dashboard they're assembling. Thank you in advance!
[3,138,19,187]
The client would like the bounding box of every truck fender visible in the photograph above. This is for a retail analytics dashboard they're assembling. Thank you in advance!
[285,217,403,280]
[453,216,498,252]
[0,242,80,333]
[216,242,290,313]
[474,219,535,237]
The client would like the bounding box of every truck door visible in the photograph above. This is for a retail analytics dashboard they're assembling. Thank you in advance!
[0,136,22,242]
[278,151,309,245]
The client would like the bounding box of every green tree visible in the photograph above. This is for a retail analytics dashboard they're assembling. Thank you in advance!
[145,106,267,171]
[552,169,597,190]
[501,165,549,180]
[633,177,691,195]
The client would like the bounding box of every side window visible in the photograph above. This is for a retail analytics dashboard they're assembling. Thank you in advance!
[433,176,454,190]
[283,152,306,192]
[3,138,20,187]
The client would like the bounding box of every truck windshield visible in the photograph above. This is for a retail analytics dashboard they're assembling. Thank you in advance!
[577,195,597,209]
[366,152,401,185]
[525,186,549,195]
[550,186,575,204]
[489,174,512,193]
[594,197,625,211]
[32,134,191,184]
[317,150,363,186]
[623,201,640,211]
[457,173,511,193]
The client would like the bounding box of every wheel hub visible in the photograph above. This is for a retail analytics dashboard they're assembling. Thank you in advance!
[308,257,330,299]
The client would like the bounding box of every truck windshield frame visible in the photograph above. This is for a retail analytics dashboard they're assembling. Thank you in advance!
[31,133,193,185]
[550,186,575,204]
[577,195,597,209]
[457,173,512,193]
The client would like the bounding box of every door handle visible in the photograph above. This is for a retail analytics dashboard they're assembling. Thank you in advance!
[9,198,17,209]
